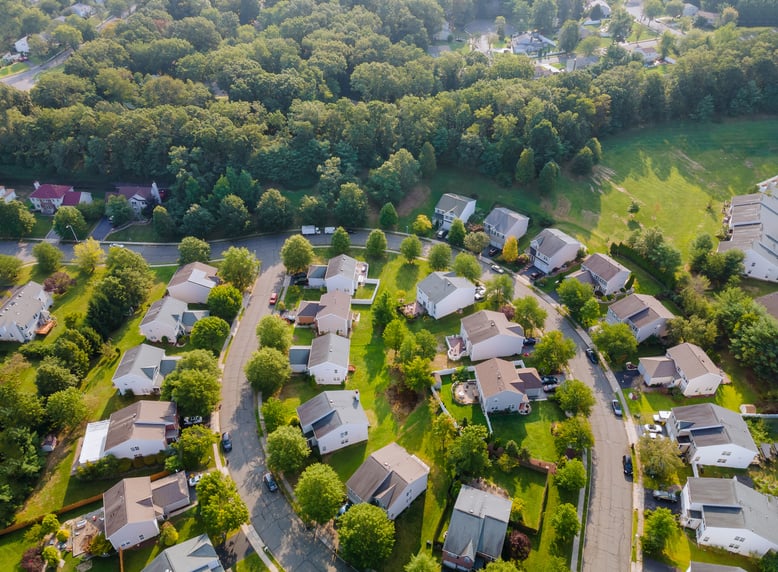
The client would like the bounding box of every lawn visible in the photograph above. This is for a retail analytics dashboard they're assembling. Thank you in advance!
[0,62,28,77]
[660,528,759,572]
[234,552,271,572]
[106,223,162,243]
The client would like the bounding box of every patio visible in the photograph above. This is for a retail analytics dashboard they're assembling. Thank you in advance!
[446,335,467,361]
[452,381,479,405]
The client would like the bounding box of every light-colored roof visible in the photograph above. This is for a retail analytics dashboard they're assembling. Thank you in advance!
[325,254,358,281]
[672,403,757,454]
[104,401,177,452]
[435,193,475,217]
[79,419,111,464]
[417,272,475,305]
[484,207,529,234]
[297,390,368,438]
[462,310,523,345]
[167,262,219,291]
[104,477,156,538]
[113,344,166,382]
[638,356,677,379]
[667,343,720,380]
[0,281,49,332]
[475,358,527,401]
[443,485,511,561]
[719,192,778,260]
[150,472,189,513]
[688,562,746,572]
[141,296,188,328]
[756,291,778,320]
[609,293,674,325]
[316,290,351,322]
[142,534,224,572]
[308,333,350,368]
[582,253,629,281]
[531,228,580,258]
[347,443,429,507]
[289,346,311,365]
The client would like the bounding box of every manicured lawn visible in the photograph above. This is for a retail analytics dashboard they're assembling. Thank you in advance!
[292,327,314,346]
[234,552,270,572]
[738,276,778,299]
[106,223,161,243]
[121,508,206,571]
[0,62,28,77]
[660,528,759,572]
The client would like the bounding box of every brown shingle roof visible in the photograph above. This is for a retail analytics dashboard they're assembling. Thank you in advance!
[103,477,155,538]
[462,310,523,345]
[474,358,523,399]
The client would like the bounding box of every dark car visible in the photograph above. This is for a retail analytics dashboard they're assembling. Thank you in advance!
[623,454,633,476]
[541,375,558,385]
[221,432,233,452]
[291,271,307,280]
[585,348,598,364]
[488,246,500,257]
[612,399,623,417]
[529,271,542,280]
[182,416,203,427]
[292,276,309,286]
[523,337,537,346]
[436,229,448,239]
[263,472,279,492]
[652,490,678,503]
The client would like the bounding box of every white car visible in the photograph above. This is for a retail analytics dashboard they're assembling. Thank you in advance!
[188,473,202,487]
[490,264,505,274]
[643,424,663,434]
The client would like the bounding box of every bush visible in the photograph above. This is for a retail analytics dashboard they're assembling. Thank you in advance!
[20,547,43,572]
[116,458,133,473]
[159,522,179,546]
[56,529,70,543]
[43,271,75,294]
[88,533,113,556]
[18,341,52,360]
[75,455,120,481]
[504,530,531,561]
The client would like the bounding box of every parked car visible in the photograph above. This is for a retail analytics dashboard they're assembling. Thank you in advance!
[612,399,623,417]
[543,383,560,393]
[109,243,125,249]
[475,291,485,301]
[623,454,633,476]
[436,229,448,239]
[529,271,542,280]
[183,416,203,426]
[585,348,598,364]
[523,337,537,346]
[263,472,278,492]
[643,424,663,434]
[269,292,278,305]
[652,490,678,503]
[541,375,559,385]
[488,246,500,257]
[187,473,202,487]
[653,411,671,424]
[490,264,505,274]
[292,276,309,286]
[291,271,307,280]
[221,432,233,452]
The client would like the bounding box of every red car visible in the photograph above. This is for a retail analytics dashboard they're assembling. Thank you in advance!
[269,292,278,305]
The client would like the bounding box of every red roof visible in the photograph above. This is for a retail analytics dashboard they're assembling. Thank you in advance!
[30,184,72,199]
[61,192,84,206]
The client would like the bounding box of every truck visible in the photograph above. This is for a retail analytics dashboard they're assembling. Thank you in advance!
[324,226,336,235]
[301,226,320,236]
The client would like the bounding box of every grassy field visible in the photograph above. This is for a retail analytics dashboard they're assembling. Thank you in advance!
[0,62,28,77]
[107,223,162,243]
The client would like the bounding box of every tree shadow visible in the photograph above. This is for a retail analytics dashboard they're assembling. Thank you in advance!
[396,263,420,292]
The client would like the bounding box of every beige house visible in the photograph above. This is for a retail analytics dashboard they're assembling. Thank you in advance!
[459,310,524,362]
[570,253,631,296]
[474,358,533,417]
[315,291,353,335]
[638,343,725,397]
[606,293,674,343]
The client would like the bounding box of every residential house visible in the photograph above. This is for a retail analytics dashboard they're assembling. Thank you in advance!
[475,358,533,416]
[681,477,778,557]
[433,193,477,231]
[638,343,725,397]
[315,291,353,335]
[111,344,179,396]
[756,291,778,320]
[587,0,611,18]
[307,333,351,385]
[529,228,583,274]
[104,473,190,551]
[324,254,364,295]
[139,296,208,343]
[79,401,179,465]
[683,2,699,16]
[143,534,224,572]
[297,390,369,455]
[70,3,94,17]
[14,36,29,54]
[107,183,162,218]
[166,262,220,305]
[483,207,530,249]
[416,272,476,319]
[0,281,53,343]
[289,346,311,374]
[667,403,758,469]
[719,192,778,282]
[460,310,524,362]
[29,182,92,215]
[511,32,556,56]
[0,186,17,203]
[346,442,430,520]
[306,265,327,289]
[757,174,778,194]
[570,253,631,296]
[606,293,674,343]
[442,485,512,570]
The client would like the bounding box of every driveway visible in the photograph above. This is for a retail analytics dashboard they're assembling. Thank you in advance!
[90,217,113,241]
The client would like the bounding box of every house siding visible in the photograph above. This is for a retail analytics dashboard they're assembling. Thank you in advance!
[688,444,756,469]
[308,361,347,385]
[386,473,428,520]
[468,333,524,362]
[316,314,349,336]
[316,422,368,454]
[697,525,778,557]
[104,438,168,460]
[108,520,160,550]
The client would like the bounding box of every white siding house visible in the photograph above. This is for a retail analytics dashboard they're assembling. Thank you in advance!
[529,228,582,274]
[139,297,208,343]
[314,291,353,336]
[719,192,778,283]
[297,391,369,455]
[111,344,179,396]
[638,343,724,397]
[0,281,53,343]
[325,255,364,295]
[416,272,476,319]
[166,262,219,305]
[606,293,674,343]
[307,333,350,385]
[570,253,631,296]
[434,193,477,231]
[109,183,162,217]
[28,183,92,215]
[483,207,530,249]
[460,310,524,362]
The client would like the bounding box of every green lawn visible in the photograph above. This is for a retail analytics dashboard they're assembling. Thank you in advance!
[234,552,271,572]
[660,528,759,572]
[106,223,162,243]
[0,62,28,77]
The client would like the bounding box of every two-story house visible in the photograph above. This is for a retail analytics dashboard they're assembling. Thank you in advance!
[570,253,631,296]
[139,296,208,343]
[166,262,220,305]
[0,281,53,343]
[460,310,524,362]
[475,358,535,418]
[108,182,162,217]
[311,291,353,336]
[297,390,369,455]
[142,534,222,572]
[483,207,530,249]
[29,182,92,215]
[606,293,674,343]
[307,333,351,385]
[416,272,476,319]
[528,228,582,274]
[638,343,725,397]
[718,192,778,283]
[111,344,179,396]
[434,193,477,231]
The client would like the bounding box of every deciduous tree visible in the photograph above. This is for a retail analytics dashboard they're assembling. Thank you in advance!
[0,200,35,238]
[338,503,395,570]
[502,236,519,263]
[365,229,387,259]
[551,503,580,542]
[32,242,62,273]
[295,463,345,524]
[245,347,291,396]
[372,291,396,332]
[419,142,437,179]
[412,214,433,236]
[196,472,249,541]
[329,227,351,256]
[281,235,314,274]
[486,274,514,306]
[447,424,490,477]
[161,368,221,417]
[452,252,481,282]
[533,331,576,374]
[555,458,587,492]
[404,551,438,572]
[400,235,422,263]
[171,425,217,469]
[641,507,677,555]
[379,203,399,229]
[428,243,452,271]
[261,397,287,434]
[73,238,105,274]
[555,415,594,454]
[46,387,87,431]
[256,188,293,232]
[556,379,596,416]
[464,231,490,256]
[267,425,310,474]
[190,316,230,355]
[512,296,547,335]
[0,255,22,285]
[638,434,684,487]
[207,283,243,323]
[256,315,293,353]
[106,194,134,227]
[448,219,466,247]
[218,246,260,291]
[402,356,433,392]
[592,322,637,365]
[334,183,367,227]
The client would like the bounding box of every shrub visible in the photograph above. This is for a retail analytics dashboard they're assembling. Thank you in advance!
[505,530,531,561]
[20,547,43,572]
[18,341,52,360]
[88,533,113,556]
[43,271,75,294]
[159,522,179,546]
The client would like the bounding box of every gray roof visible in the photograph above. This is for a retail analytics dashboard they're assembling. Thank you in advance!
[150,472,189,513]
[484,207,529,234]
[142,534,224,572]
[141,296,188,328]
[688,562,747,572]
[104,477,155,538]
[756,291,778,320]
[718,192,778,259]
[325,254,358,281]
[462,310,523,346]
[417,272,475,305]
[0,281,49,331]
[113,343,167,383]
[104,401,177,452]
[308,333,350,368]
[667,343,720,380]
[167,261,219,291]
[307,265,327,279]
[672,404,757,454]
[582,253,629,281]
[317,290,352,321]
[296,300,321,319]
[639,356,677,379]
[289,346,311,366]
[609,293,674,325]
[531,228,580,258]
[475,358,526,401]
[297,390,368,437]
[435,193,475,218]
[347,443,429,508]
[443,485,511,561]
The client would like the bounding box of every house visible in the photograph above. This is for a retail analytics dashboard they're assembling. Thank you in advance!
[755,291,778,320]
[143,534,224,572]
[111,344,179,396]
[70,3,94,17]
[570,253,631,296]
[638,343,725,397]
[166,262,220,305]
[29,182,92,215]
[307,333,351,385]
[14,36,29,54]
[433,193,477,231]
[0,186,17,203]
[587,0,611,18]
[483,207,529,249]
[666,403,758,469]
[442,485,512,570]
[79,401,178,465]
[346,443,430,520]
[719,192,778,282]
[324,254,365,295]
[297,390,369,455]
[289,346,311,374]
[139,296,208,343]
[682,2,699,16]
[681,477,778,557]
[108,182,162,217]
[687,564,746,572]
[511,32,555,56]
[314,291,353,335]
[306,265,327,289]
[528,228,582,274]
[460,310,524,362]
[757,174,778,194]
[475,358,533,416]
[104,473,190,551]
[416,272,476,319]
[606,293,674,343]
[0,281,53,343]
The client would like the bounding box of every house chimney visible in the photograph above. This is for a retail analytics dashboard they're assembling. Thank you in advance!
[33,181,40,189]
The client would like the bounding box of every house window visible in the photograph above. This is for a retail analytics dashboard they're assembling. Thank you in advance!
[139,534,145,540]
[717,458,727,464]
[131,446,140,451]
[703,537,709,542]
[722,451,731,456]
[735,536,746,542]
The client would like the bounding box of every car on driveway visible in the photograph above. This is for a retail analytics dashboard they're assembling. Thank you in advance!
[585,348,598,364]
[488,246,500,257]
[652,490,678,503]
[541,375,558,385]
[529,271,542,280]
[183,416,203,426]
[436,229,448,239]
[623,454,633,475]
[263,472,278,492]
[543,383,560,393]
[188,473,202,487]
[523,337,537,346]
[612,399,623,416]
[269,292,278,305]
[643,424,663,434]
[490,264,505,274]
[221,432,232,452]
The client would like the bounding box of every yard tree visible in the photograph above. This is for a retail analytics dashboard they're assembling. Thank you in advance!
[558,20,580,54]
[666,316,717,351]
[176,349,221,378]
[41,546,60,569]
[515,148,535,184]
[659,30,675,59]
[502,236,519,263]
[338,503,395,570]
[190,316,230,355]
[159,522,179,547]
[196,472,249,542]
[161,368,221,417]
[557,278,594,321]
[641,507,677,556]
[32,242,62,273]
[431,412,458,454]
[419,141,437,178]
[731,315,778,381]
[447,424,491,477]
[40,513,60,536]
[35,357,79,397]
[329,226,351,256]
[171,424,217,469]
[365,229,388,259]
[399,334,418,365]
[512,296,548,335]
[464,231,490,256]
[400,235,422,263]
[261,397,287,434]
[414,329,438,361]
[372,291,396,332]
[571,146,594,175]
[533,330,576,374]
[448,219,466,247]
[245,347,291,395]
[178,236,211,264]
[181,204,214,238]
[207,283,243,323]
[555,458,587,492]
[267,425,310,474]
[453,252,482,282]
[402,356,433,392]
[281,235,314,274]
[73,238,105,274]
[638,434,684,487]
[577,35,600,57]
[383,318,409,354]
[378,202,399,229]
[579,298,601,328]
[106,194,134,227]
[0,200,35,238]
[555,415,594,454]
[218,246,260,292]
[53,205,87,239]
[153,206,177,239]
[486,274,514,306]
[643,0,663,21]
[0,255,22,285]
[334,183,368,227]
[556,379,596,416]
[218,194,251,233]
[405,551,438,572]
[256,315,293,353]
[505,530,532,561]
[412,214,433,236]
[551,503,580,542]
[256,188,293,232]
[46,387,87,431]
[609,7,633,41]
[532,0,557,32]
[428,243,452,271]
[484,561,520,572]
[539,161,560,193]
[592,322,637,365]
[295,463,345,524]
[298,195,327,227]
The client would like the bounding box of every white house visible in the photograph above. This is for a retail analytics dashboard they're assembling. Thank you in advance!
[416,272,476,319]
[14,36,29,54]
[570,253,631,296]
[681,477,778,557]
[460,310,524,362]
[529,228,582,274]
[297,390,369,455]
[483,207,529,249]
[346,442,430,520]
[79,401,179,465]
[104,473,190,551]
[0,186,17,203]
[757,174,778,194]
[638,343,725,397]
[111,344,179,396]
[29,182,92,215]
[0,281,53,343]
[667,403,758,469]
[139,296,208,343]
[587,0,611,18]
[511,32,556,56]
[606,293,674,343]
[166,262,220,305]
[475,358,532,416]
[324,255,364,295]
[143,534,222,572]
[314,290,353,336]
[307,333,350,385]
[108,183,162,217]
[434,193,477,231]
[719,192,778,283]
